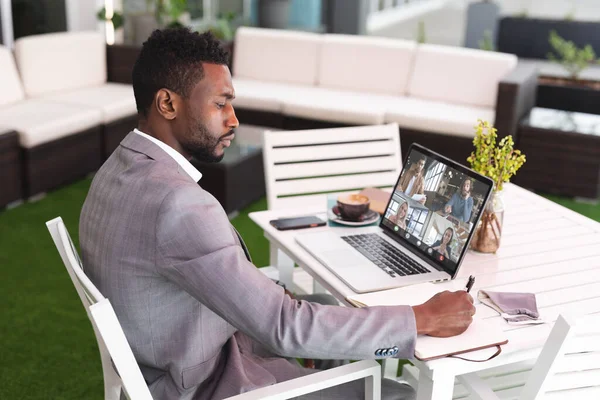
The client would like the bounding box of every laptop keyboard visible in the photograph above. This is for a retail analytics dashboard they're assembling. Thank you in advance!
[341,234,430,278]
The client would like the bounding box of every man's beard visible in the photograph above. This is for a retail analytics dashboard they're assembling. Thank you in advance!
[183,121,233,163]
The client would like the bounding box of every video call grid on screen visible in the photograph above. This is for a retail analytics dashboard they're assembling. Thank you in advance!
[381,149,491,273]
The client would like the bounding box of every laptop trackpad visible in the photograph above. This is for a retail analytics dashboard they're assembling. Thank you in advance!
[320,250,370,268]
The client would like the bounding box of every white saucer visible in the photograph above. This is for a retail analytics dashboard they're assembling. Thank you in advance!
[328,207,380,226]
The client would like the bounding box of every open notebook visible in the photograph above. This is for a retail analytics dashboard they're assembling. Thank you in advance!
[347,282,508,361]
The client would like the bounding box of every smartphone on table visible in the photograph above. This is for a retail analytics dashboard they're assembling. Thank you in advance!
[270,215,326,231]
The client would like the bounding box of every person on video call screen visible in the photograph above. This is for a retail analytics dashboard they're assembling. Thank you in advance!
[431,227,454,259]
[388,201,410,230]
[396,156,427,204]
[444,178,473,223]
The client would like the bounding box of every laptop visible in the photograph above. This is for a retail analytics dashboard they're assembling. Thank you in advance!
[295,143,494,293]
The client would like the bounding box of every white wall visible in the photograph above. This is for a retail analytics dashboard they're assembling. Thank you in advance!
[65,0,100,31]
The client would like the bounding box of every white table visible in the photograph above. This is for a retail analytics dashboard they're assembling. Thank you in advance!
[249,184,600,399]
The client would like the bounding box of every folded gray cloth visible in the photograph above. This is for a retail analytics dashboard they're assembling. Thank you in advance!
[478,290,545,325]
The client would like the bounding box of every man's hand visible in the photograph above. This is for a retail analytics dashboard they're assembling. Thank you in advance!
[444,205,452,214]
[412,291,475,337]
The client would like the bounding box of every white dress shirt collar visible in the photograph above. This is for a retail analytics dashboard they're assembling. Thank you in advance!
[134,128,202,182]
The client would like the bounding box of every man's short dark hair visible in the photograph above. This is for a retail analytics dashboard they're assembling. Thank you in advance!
[132,28,230,117]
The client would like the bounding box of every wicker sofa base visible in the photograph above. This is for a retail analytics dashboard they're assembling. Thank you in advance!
[103,114,138,159]
[23,126,103,197]
[0,131,23,208]
[235,110,474,165]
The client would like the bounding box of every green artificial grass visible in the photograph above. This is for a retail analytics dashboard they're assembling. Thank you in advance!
[0,178,599,399]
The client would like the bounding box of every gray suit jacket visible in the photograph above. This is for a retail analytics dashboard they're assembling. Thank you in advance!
[80,132,417,400]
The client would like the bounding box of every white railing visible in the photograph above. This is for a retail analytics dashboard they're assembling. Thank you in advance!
[369,0,433,14]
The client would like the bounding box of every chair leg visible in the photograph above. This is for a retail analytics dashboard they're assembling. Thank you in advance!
[382,358,400,379]
[416,366,455,400]
[457,373,499,400]
[313,279,327,294]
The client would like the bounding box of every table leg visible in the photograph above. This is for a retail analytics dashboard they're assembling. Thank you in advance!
[269,244,295,289]
[416,368,455,400]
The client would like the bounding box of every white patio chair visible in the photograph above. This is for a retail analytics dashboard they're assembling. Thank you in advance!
[402,313,600,399]
[47,217,384,400]
[46,216,152,400]
[261,123,402,295]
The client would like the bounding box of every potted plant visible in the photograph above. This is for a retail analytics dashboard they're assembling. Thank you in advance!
[156,0,190,29]
[546,30,600,85]
[534,30,600,115]
[207,12,237,42]
[467,120,526,253]
[97,6,125,44]
[204,12,239,67]
[541,30,600,88]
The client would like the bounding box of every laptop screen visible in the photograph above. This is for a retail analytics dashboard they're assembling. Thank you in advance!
[379,144,493,277]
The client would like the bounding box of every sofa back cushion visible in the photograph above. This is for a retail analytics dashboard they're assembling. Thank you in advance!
[407,44,518,108]
[0,46,25,106]
[318,34,417,95]
[15,32,106,98]
[233,27,320,86]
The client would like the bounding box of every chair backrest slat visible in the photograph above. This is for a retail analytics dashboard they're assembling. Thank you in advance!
[270,141,394,163]
[272,155,399,180]
[274,171,399,198]
[264,123,401,210]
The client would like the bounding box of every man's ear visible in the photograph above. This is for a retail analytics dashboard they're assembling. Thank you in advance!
[155,89,178,120]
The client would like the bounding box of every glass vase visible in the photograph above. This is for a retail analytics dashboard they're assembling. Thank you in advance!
[471,190,504,253]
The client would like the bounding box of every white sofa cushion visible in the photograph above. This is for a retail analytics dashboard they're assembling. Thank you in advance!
[15,32,106,98]
[0,45,25,106]
[232,78,286,112]
[234,78,385,125]
[233,27,320,86]
[0,100,102,148]
[385,96,495,138]
[282,87,386,125]
[318,34,417,95]
[43,83,136,123]
[408,44,517,108]
[232,78,320,112]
